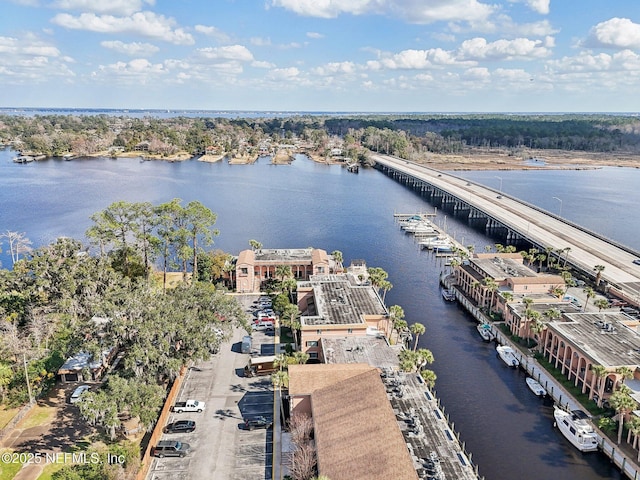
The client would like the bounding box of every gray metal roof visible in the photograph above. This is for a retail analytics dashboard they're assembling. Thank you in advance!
[547,312,640,367]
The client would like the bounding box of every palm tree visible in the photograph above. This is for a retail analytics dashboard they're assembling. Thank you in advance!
[331,250,343,273]
[274,353,289,372]
[271,370,289,391]
[379,279,393,302]
[420,369,437,388]
[593,264,605,287]
[529,313,544,350]
[248,239,262,251]
[590,364,608,406]
[562,247,572,267]
[416,348,434,369]
[292,351,309,365]
[483,277,498,315]
[582,287,595,312]
[615,366,634,387]
[594,298,609,312]
[625,415,640,461]
[543,307,562,323]
[410,323,426,351]
[275,264,293,282]
[610,385,637,444]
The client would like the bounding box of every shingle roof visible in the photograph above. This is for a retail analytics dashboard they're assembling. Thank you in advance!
[312,369,419,480]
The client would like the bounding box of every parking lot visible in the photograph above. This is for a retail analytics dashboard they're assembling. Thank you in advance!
[147,294,276,480]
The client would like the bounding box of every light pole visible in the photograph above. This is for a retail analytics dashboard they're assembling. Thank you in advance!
[494,176,503,193]
[553,196,562,216]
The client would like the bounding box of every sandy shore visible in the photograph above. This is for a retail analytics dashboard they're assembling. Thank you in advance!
[67,147,640,170]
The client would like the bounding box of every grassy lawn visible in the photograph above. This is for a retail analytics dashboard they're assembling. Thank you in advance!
[36,463,66,480]
[0,407,20,430]
[18,406,55,430]
[0,450,23,480]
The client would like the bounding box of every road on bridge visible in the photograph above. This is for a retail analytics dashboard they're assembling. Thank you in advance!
[372,154,640,306]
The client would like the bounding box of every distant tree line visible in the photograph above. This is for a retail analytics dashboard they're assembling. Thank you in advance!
[2,113,640,161]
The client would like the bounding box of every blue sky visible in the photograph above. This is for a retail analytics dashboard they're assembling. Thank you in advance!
[1,0,640,112]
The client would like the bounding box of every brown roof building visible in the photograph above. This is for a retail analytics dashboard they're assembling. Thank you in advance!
[288,364,419,480]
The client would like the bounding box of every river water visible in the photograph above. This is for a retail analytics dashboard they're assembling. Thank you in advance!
[1,147,632,480]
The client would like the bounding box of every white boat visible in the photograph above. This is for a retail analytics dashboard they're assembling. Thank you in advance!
[476,323,494,341]
[526,377,547,397]
[553,406,600,452]
[496,345,520,368]
[441,289,456,302]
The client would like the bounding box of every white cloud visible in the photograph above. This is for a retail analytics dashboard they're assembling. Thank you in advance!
[100,40,159,56]
[548,50,640,74]
[92,58,166,83]
[312,61,356,76]
[367,48,467,71]
[51,12,194,45]
[459,37,551,60]
[0,35,74,82]
[306,32,324,39]
[194,25,231,43]
[463,66,490,80]
[51,0,155,15]
[267,67,300,80]
[250,37,272,47]
[270,0,496,24]
[251,60,275,68]
[508,0,549,15]
[196,45,254,62]
[587,18,640,50]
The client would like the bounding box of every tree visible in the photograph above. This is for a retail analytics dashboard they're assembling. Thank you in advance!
[615,366,634,386]
[483,277,498,315]
[594,298,610,312]
[331,250,343,272]
[0,231,32,266]
[582,287,595,312]
[275,264,293,282]
[626,415,640,461]
[610,385,637,445]
[420,369,437,388]
[185,200,219,283]
[249,239,262,251]
[410,322,425,351]
[593,264,605,287]
[590,364,608,406]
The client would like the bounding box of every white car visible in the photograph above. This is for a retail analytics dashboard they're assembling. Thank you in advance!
[69,385,90,404]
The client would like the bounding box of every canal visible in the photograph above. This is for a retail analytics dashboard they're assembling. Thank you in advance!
[1,149,630,479]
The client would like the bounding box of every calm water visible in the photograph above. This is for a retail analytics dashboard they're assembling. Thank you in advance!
[0,148,630,480]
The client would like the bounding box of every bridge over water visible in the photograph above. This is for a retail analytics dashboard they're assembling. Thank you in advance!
[372,154,640,307]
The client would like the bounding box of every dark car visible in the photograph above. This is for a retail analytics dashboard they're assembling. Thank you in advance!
[152,440,191,458]
[244,416,272,431]
[633,259,640,265]
[163,420,196,433]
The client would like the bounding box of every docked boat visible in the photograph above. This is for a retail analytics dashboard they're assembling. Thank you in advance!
[496,345,520,368]
[441,289,456,302]
[476,323,494,342]
[526,377,547,397]
[13,155,34,163]
[553,406,600,452]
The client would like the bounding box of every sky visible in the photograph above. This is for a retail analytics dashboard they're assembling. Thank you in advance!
[1,0,640,112]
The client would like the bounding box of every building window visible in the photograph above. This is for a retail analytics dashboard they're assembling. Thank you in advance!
[347,329,353,334]
[309,352,318,359]
[240,268,248,275]
[316,329,322,334]
[317,267,325,273]
[306,341,318,347]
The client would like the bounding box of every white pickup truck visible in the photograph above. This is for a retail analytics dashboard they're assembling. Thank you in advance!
[172,399,206,413]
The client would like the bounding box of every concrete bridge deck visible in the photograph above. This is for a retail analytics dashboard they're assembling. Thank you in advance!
[372,154,640,306]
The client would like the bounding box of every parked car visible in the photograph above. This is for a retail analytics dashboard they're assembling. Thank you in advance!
[244,416,272,431]
[69,385,90,404]
[152,440,191,458]
[163,420,196,433]
[252,321,275,331]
